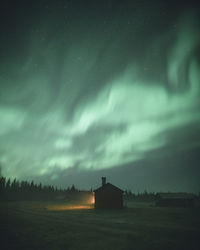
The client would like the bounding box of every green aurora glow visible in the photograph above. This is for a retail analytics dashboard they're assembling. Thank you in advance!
[0,1,200,191]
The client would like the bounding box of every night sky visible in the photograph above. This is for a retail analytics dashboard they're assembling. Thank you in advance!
[0,0,200,192]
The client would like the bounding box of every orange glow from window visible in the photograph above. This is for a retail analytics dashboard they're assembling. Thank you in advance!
[89,192,95,204]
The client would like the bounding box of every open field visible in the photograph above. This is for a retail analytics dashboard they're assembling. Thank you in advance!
[0,201,199,250]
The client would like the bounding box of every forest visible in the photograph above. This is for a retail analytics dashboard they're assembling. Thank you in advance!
[1,172,199,202]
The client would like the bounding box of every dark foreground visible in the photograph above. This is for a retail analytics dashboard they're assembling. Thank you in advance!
[0,201,199,250]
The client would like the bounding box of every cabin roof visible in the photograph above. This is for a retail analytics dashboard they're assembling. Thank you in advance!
[94,183,124,193]
[156,192,195,199]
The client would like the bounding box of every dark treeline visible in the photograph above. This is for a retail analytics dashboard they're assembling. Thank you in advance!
[0,176,159,202]
[124,190,157,201]
[0,175,80,201]
[123,189,200,201]
[1,172,199,202]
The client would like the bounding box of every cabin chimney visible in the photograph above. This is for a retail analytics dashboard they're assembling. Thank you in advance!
[102,177,106,186]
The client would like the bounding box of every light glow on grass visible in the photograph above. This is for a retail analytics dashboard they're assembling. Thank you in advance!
[46,204,94,211]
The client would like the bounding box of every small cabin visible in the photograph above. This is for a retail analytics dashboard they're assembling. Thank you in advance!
[94,177,124,209]
[155,193,195,207]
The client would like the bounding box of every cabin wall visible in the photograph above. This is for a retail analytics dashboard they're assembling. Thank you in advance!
[95,189,123,208]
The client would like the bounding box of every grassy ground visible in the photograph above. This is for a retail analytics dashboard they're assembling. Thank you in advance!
[0,201,199,250]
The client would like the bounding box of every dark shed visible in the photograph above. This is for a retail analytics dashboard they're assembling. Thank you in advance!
[94,177,124,209]
[156,193,195,207]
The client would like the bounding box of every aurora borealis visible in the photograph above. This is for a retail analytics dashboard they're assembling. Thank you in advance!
[0,0,200,192]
